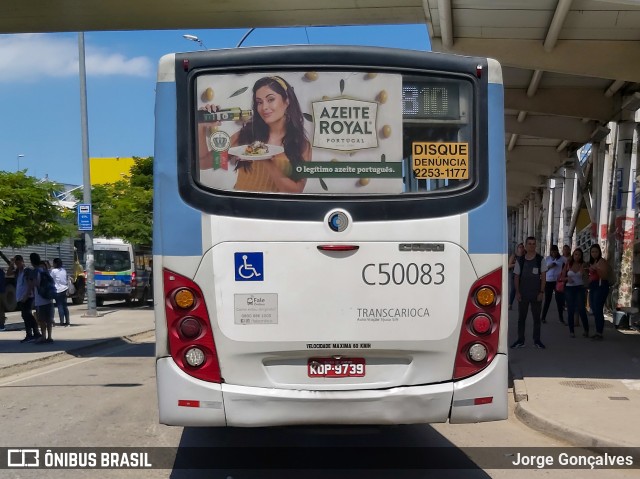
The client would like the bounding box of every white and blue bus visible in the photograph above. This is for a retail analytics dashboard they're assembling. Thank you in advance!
[93,237,152,306]
[153,45,507,427]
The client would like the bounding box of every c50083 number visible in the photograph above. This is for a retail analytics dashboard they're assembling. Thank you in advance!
[361,262,445,286]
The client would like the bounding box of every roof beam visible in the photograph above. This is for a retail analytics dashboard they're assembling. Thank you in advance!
[505,115,594,142]
[431,39,640,83]
[505,88,616,121]
[507,177,562,202]
[508,165,556,180]
[437,0,453,48]
[506,173,549,190]
[0,5,427,33]
[605,80,626,98]
[543,0,573,52]
[508,193,533,207]
[526,70,544,97]
[506,146,568,168]
[505,146,567,205]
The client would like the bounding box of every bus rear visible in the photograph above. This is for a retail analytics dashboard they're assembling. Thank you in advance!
[93,238,134,305]
[153,46,507,427]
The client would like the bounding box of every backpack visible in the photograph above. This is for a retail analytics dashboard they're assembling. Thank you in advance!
[37,269,57,300]
[516,253,543,275]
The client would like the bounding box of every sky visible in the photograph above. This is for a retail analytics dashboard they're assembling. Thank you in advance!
[0,25,430,186]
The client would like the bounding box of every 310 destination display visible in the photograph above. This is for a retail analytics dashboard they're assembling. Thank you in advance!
[402,83,460,120]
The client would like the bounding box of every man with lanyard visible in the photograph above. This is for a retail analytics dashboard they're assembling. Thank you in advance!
[511,236,548,349]
[541,244,566,324]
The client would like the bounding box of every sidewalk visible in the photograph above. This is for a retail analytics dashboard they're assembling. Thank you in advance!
[0,304,154,377]
[508,302,640,449]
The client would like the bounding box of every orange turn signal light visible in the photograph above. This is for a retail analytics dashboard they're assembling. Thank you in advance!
[475,287,496,307]
[174,288,196,310]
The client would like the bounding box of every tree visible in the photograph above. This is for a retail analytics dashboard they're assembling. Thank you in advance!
[88,156,153,246]
[0,171,74,247]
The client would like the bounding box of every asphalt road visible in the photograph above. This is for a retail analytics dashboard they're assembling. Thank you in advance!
[0,316,637,478]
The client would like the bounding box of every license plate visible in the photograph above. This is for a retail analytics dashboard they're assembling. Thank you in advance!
[110,287,126,293]
[308,358,365,377]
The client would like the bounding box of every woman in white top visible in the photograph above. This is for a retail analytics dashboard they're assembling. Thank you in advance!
[51,258,70,326]
[541,245,566,323]
[559,249,589,338]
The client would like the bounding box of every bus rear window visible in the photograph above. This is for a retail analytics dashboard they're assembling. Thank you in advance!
[193,71,474,196]
[94,251,131,272]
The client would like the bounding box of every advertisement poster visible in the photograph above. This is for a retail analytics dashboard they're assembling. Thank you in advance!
[195,71,403,194]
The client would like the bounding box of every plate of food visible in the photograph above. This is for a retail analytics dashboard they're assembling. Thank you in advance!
[228,142,284,160]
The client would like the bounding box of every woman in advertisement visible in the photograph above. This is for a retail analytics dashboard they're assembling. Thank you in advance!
[198,75,311,193]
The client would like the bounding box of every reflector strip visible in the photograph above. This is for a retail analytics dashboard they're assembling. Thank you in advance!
[177,399,222,409]
[453,397,493,407]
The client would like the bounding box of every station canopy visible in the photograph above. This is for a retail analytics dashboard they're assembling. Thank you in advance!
[3,0,639,208]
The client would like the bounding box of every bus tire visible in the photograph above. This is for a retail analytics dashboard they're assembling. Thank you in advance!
[3,284,17,312]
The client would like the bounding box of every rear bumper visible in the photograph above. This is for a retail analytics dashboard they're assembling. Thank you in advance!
[156,354,507,427]
[96,293,132,301]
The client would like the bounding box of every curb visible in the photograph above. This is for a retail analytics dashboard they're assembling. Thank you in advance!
[508,358,630,450]
[514,400,639,453]
[512,378,528,402]
[0,329,155,380]
[507,359,528,402]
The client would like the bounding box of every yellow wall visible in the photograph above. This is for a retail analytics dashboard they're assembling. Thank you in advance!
[90,157,135,185]
[576,208,591,232]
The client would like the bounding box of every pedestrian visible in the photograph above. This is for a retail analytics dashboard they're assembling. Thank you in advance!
[51,258,71,327]
[30,253,54,344]
[560,244,580,328]
[508,242,525,310]
[511,236,547,349]
[44,260,55,324]
[562,248,590,338]
[14,255,41,342]
[0,266,6,331]
[588,244,611,341]
[541,245,566,324]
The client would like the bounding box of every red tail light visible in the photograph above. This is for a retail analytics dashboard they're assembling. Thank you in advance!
[163,268,222,383]
[131,271,137,288]
[454,267,502,379]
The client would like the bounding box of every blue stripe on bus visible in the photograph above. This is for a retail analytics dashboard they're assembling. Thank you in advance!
[153,81,203,257]
[468,83,507,254]
[95,274,131,283]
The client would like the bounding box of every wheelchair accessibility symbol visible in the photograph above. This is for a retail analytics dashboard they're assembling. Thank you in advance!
[234,252,264,281]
